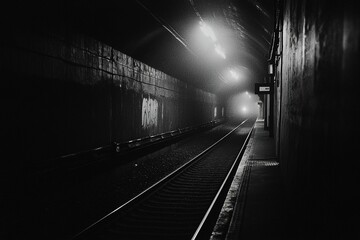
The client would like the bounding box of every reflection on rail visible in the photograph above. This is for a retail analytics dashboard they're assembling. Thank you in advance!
[73,118,255,240]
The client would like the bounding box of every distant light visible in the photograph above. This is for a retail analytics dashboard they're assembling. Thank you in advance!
[241,106,247,113]
[230,70,239,80]
[199,21,217,42]
[245,91,249,95]
[215,44,226,59]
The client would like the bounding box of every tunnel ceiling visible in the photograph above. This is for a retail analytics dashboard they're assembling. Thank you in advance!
[16,0,274,95]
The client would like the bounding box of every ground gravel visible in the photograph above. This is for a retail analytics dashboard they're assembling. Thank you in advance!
[20,120,244,239]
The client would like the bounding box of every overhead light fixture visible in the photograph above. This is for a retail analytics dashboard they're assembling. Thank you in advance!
[215,44,226,59]
[199,21,226,59]
[199,21,217,42]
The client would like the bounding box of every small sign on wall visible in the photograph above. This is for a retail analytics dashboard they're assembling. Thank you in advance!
[255,83,273,94]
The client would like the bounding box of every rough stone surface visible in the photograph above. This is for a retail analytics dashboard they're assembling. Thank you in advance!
[1,28,222,165]
[275,1,360,238]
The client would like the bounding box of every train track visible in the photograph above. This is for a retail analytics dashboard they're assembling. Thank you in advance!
[73,118,255,240]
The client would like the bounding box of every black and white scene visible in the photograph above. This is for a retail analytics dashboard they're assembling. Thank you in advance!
[1,0,360,239]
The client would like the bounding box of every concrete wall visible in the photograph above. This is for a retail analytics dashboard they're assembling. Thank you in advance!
[0,29,220,171]
[275,0,360,238]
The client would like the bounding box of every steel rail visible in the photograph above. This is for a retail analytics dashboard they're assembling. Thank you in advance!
[191,121,255,240]
[72,119,248,239]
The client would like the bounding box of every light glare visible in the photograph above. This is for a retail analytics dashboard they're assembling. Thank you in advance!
[230,70,239,80]
[215,44,226,59]
[242,106,247,113]
[226,93,260,118]
[199,21,217,42]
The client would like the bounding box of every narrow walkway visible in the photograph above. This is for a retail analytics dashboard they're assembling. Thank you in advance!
[211,119,285,240]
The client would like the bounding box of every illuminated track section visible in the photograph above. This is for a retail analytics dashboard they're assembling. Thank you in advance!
[73,118,255,240]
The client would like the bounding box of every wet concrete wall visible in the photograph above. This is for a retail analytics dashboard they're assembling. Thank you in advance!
[276,0,360,238]
[0,30,220,170]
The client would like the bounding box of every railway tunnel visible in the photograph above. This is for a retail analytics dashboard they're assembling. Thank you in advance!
[1,0,360,239]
